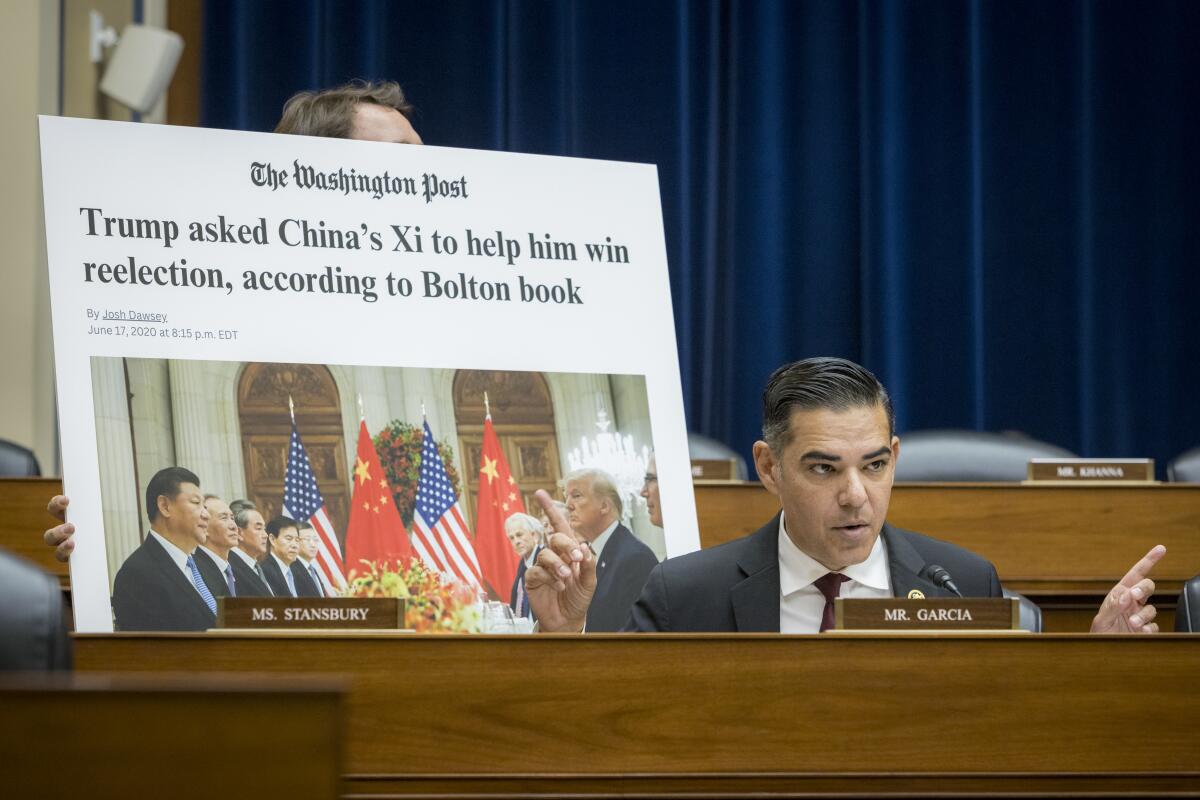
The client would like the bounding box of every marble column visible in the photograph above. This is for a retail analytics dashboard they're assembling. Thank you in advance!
[168,360,241,501]
[91,358,142,582]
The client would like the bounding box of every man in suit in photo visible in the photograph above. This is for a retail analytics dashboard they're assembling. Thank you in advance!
[641,454,663,528]
[260,516,302,598]
[561,468,659,632]
[291,522,326,597]
[227,500,273,597]
[529,358,1165,634]
[111,467,217,632]
[505,512,546,620]
[191,495,240,598]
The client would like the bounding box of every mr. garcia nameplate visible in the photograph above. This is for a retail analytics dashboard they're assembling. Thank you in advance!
[834,598,1019,631]
[216,598,404,629]
[1027,458,1155,483]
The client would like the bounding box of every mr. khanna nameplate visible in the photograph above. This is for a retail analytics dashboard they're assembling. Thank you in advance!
[1027,458,1155,483]
[835,598,1019,631]
[217,597,404,629]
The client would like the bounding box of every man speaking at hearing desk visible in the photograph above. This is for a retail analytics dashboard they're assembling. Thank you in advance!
[528,358,1163,634]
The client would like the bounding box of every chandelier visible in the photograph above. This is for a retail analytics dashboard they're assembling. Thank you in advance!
[567,403,650,521]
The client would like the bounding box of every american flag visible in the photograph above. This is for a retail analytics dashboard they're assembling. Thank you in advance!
[283,422,347,590]
[412,419,482,589]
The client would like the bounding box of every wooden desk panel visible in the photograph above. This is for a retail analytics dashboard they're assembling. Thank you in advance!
[1,673,344,799]
[74,633,1200,798]
[0,477,67,585]
[695,481,1199,628]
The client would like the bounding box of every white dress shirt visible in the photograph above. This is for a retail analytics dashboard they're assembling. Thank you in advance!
[589,519,620,561]
[777,513,892,633]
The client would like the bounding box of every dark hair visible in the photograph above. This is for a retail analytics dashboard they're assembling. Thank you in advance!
[145,467,201,521]
[230,499,258,529]
[266,515,299,538]
[275,80,413,138]
[761,357,895,451]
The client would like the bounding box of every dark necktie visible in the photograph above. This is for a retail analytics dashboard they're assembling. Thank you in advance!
[516,574,529,618]
[813,572,849,632]
[254,562,272,595]
[309,564,325,597]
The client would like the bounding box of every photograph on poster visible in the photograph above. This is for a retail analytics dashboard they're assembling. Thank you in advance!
[91,356,663,633]
[42,116,699,633]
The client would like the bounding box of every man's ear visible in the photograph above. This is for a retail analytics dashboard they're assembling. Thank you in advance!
[753,440,781,498]
[156,494,171,520]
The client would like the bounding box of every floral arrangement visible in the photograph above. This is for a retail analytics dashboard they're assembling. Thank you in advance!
[373,420,462,527]
[342,558,482,634]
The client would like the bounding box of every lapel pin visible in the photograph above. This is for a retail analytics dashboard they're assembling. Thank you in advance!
[907,589,925,599]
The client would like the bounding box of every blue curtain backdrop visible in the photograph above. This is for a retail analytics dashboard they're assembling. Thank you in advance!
[202,0,1200,475]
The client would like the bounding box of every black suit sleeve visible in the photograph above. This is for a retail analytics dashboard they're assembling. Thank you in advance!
[624,563,670,632]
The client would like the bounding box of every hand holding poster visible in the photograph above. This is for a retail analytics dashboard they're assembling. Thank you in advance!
[39,117,699,633]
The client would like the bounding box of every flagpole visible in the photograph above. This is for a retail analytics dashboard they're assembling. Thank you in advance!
[484,391,491,421]
[357,393,364,422]
[288,394,295,424]
[421,400,426,419]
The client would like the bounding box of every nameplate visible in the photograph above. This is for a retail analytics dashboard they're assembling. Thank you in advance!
[690,458,739,480]
[835,598,1018,631]
[1026,458,1155,483]
[216,598,404,629]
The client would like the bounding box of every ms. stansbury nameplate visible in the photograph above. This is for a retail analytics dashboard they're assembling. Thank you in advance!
[216,598,404,629]
[835,598,1018,631]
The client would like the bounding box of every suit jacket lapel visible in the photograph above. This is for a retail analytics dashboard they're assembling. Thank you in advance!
[144,535,213,615]
[882,525,952,599]
[730,515,782,632]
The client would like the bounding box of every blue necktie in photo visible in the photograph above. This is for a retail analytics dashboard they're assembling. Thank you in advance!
[186,555,218,614]
[309,564,325,597]
[225,564,236,596]
[285,567,297,597]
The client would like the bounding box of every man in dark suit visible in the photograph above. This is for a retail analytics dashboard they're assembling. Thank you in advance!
[0,548,71,670]
[260,516,302,597]
[111,467,216,631]
[561,467,659,632]
[228,501,272,597]
[528,358,1164,634]
[291,523,326,597]
[191,495,242,598]
[505,512,546,619]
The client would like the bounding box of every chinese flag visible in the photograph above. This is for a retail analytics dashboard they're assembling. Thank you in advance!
[344,421,412,575]
[474,416,522,597]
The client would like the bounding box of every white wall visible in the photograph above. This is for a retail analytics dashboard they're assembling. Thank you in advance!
[0,1,59,473]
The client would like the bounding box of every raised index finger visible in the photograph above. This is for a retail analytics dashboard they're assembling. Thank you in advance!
[534,489,572,537]
[1117,545,1166,588]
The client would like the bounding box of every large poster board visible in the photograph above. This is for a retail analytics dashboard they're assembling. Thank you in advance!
[39,116,699,633]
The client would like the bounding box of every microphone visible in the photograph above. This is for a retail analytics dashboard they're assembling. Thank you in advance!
[920,564,963,597]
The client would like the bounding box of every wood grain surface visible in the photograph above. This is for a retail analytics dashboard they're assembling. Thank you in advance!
[74,632,1200,797]
[1,673,344,799]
